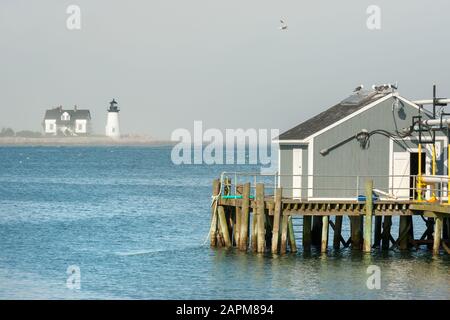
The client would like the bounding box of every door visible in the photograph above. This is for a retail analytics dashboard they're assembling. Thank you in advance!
[410,152,426,199]
[292,148,302,198]
[392,152,410,199]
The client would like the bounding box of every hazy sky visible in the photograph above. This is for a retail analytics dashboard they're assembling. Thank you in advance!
[1,1,450,139]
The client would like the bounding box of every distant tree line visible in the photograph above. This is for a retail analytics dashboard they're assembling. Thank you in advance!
[0,128,43,138]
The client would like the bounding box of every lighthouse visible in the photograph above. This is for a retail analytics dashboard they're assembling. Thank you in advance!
[105,99,120,139]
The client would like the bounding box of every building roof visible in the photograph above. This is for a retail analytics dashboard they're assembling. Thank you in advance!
[44,107,91,122]
[277,90,389,141]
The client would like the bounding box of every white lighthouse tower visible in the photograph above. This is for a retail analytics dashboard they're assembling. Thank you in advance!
[105,99,120,139]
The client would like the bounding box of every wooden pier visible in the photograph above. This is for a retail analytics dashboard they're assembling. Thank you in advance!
[209,179,450,255]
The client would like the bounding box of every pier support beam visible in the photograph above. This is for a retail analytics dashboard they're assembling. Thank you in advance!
[321,216,329,253]
[256,183,266,253]
[333,216,343,250]
[399,216,409,250]
[433,216,443,255]
[234,185,243,247]
[239,183,251,251]
[288,216,298,253]
[251,213,258,252]
[271,188,282,254]
[303,216,312,251]
[312,216,323,247]
[209,179,220,247]
[363,180,373,253]
[407,216,414,248]
[374,216,382,248]
[280,213,288,254]
[351,216,362,250]
[382,216,392,250]
[442,218,449,241]
[217,205,231,248]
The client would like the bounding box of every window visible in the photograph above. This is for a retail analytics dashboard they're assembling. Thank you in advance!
[61,112,70,121]
[49,124,54,131]
[78,123,83,131]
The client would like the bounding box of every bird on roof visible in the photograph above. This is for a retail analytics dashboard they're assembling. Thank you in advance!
[353,84,364,93]
[280,19,288,30]
[372,84,384,92]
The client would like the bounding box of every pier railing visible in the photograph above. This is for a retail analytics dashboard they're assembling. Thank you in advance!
[219,172,449,203]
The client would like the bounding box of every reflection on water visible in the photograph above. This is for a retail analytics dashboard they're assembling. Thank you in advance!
[209,248,449,300]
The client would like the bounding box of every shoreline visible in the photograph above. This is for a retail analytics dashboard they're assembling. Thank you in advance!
[0,136,174,147]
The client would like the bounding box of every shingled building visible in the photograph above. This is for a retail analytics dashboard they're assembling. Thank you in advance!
[43,106,91,136]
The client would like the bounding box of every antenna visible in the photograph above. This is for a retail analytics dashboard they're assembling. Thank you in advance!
[433,84,436,119]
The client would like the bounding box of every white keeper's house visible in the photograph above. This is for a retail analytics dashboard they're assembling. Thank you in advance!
[43,106,92,136]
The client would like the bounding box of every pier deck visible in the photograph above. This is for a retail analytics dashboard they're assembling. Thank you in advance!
[209,179,450,256]
[219,197,416,216]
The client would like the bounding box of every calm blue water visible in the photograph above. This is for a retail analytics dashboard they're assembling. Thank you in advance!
[0,146,448,299]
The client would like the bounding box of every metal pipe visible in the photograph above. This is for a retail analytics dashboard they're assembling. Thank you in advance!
[417,143,423,201]
[421,175,450,184]
[419,117,450,127]
[412,98,450,105]
[431,144,437,200]
[448,140,450,205]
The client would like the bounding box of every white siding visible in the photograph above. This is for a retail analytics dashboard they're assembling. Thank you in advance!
[45,119,56,134]
[75,119,87,133]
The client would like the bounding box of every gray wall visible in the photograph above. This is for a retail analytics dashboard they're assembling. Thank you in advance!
[313,97,446,198]
[280,97,447,199]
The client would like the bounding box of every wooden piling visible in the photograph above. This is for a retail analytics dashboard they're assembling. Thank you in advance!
[351,216,362,250]
[433,216,443,255]
[333,216,343,249]
[442,218,449,240]
[288,216,298,253]
[271,188,282,254]
[280,213,288,254]
[321,216,329,253]
[228,207,235,245]
[381,216,392,250]
[234,184,243,247]
[238,183,251,251]
[426,217,434,250]
[251,213,258,252]
[209,179,220,247]
[217,205,231,247]
[312,216,323,247]
[256,184,266,253]
[303,215,312,250]
[407,216,414,248]
[265,209,272,249]
[374,216,383,248]
[363,180,373,253]
[399,216,409,250]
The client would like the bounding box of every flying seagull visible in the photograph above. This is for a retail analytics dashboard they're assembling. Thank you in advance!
[280,19,288,30]
[353,84,364,92]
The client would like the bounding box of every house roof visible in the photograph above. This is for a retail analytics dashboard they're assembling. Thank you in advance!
[277,90,390,141]
[44,108,91,122]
